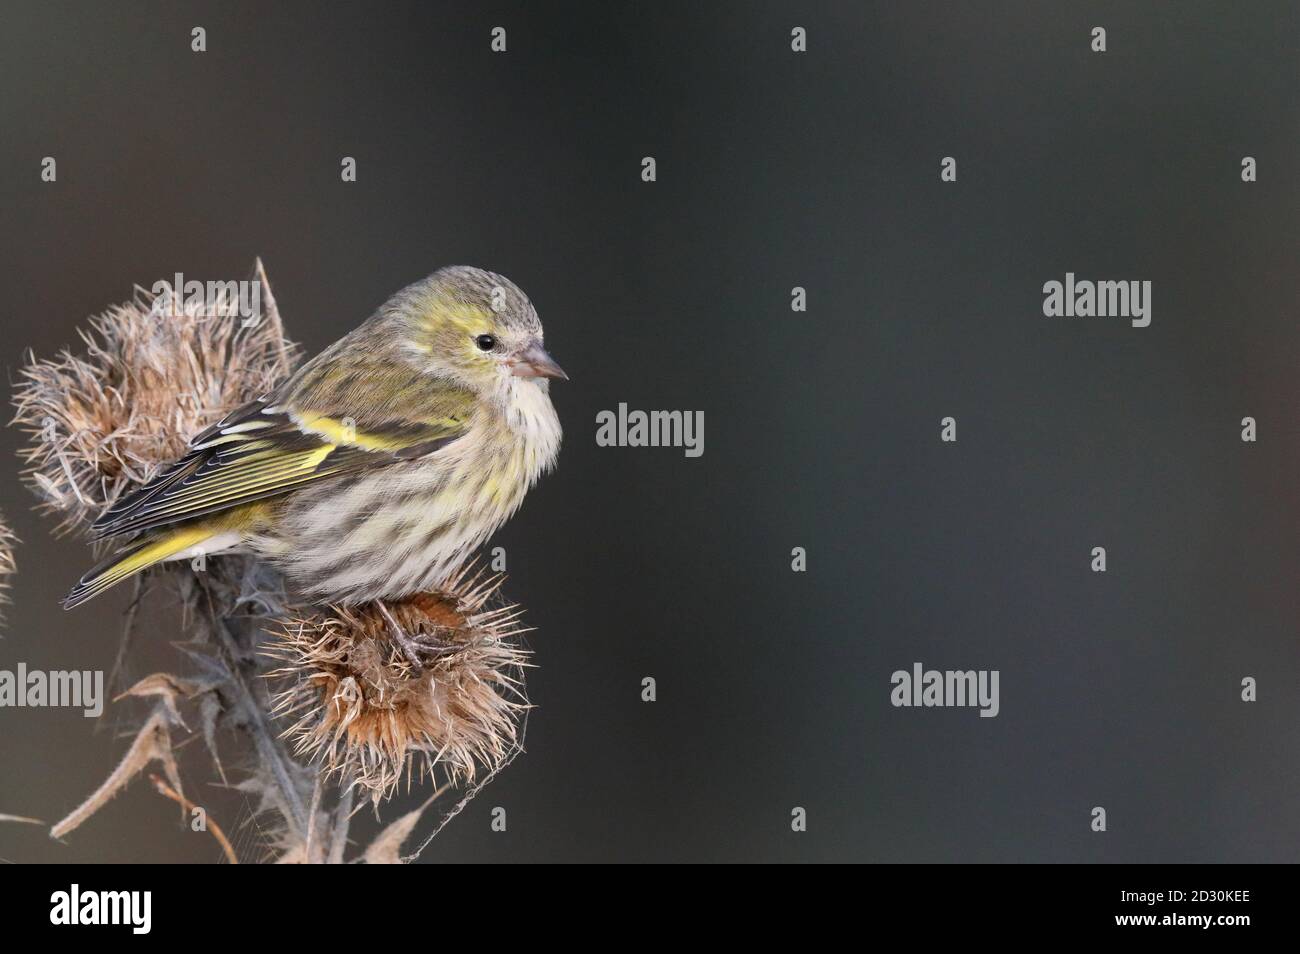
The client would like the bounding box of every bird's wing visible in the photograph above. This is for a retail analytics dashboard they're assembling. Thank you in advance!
[90,386,474,540]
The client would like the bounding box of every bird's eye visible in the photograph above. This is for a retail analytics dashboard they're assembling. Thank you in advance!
[475,334,497,351]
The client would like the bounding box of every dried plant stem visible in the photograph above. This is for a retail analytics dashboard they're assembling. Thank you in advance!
[327,783,354,865]
[0,813,45,826]
[211,610,309,839]
[149,773,238,864]
[304,779,325,863]
[107,576,145,696]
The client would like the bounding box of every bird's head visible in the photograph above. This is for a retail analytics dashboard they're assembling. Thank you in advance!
[384,266,567,396]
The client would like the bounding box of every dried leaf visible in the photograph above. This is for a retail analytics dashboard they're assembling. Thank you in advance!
[115,672,202,727]
[362,789,445,864]
[50,706,182,839]
[197,691,226,781]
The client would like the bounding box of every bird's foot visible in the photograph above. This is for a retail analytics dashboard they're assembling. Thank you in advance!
[411,632,461,656]
[375,601,425,671]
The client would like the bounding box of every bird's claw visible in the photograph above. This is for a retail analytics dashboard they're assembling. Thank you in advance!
[375,601,425,671]
[415,641,460,658]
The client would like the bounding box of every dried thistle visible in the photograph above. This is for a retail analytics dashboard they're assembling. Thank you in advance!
[9,263,323,859]
[10,263,533,861]
[11,261,298,534]
[267,566,530,805]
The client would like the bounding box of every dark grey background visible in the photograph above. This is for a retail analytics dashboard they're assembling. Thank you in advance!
[0,1,1296,862]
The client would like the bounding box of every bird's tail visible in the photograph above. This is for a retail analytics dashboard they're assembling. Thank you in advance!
[64,524,219,609]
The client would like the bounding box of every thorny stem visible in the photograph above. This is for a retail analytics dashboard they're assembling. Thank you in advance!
[107,575,145,696]
[217,623,309,839]
[305,778,323,863]
[327,783,354,865]
[201,589,310,840]
[149,773,239,864]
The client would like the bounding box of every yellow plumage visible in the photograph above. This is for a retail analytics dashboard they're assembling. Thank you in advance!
[66,266,565,609]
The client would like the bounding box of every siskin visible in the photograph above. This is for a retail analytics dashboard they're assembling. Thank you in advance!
[66,266,565,617]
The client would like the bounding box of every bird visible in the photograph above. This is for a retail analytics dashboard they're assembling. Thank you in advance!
[65,266,565,624]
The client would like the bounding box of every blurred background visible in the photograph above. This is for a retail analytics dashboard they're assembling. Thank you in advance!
[0,0,1296,862]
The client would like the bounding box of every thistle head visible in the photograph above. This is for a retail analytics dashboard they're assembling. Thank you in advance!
[266,566,531,805]
[11,263,298,534]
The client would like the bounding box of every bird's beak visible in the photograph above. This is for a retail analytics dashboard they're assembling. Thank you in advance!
[510,342,568,380]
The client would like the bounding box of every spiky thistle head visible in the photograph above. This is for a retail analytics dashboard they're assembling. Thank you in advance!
[10,262,299,534]
[266,566,530,805]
